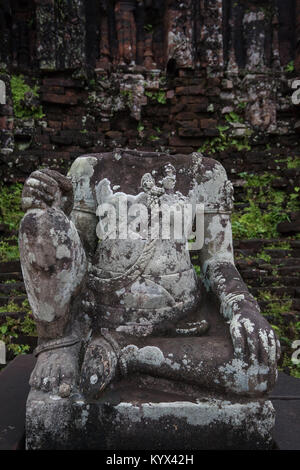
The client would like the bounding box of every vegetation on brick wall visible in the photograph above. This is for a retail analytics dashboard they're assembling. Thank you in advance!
[10,75,44,120]
[0,299,37,360]
[0,184,24,262]
[0,240,19,262]
[0,183,24,231]
[232,171,300,239]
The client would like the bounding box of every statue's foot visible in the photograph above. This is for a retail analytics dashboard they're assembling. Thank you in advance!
[79,336,118,399]
[30,344,79,397]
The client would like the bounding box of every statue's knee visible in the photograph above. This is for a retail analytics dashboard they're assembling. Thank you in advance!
[20,208,85,271]
[19,208,86,333]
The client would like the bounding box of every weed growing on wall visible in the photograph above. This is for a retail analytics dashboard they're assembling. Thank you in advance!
[10,75,44,120]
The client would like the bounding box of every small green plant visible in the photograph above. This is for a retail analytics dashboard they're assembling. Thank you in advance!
[231,173,294,239]
[0,300,21,314]
[258,292,300,376]
[256,250,271,263]
[121,89,133,104]
[137,122,144,133]
[225,112,244,124]
[144,24,154,33]
[285,61,295,73]
[149,135,159,141]
[237,101,246,110]
[287,157,300,169]
[0,239,19,262]
[145,90,167,105]
[268,241,291,250]
[286,187,300,212]
[193,265,201,277]
[198,121,251,154]
[0,299,37,358]
[0,183,24,230]
[10,75,44,120]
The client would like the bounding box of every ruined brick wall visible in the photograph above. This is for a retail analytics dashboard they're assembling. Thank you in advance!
[0,1,299,364]
[0,1,299,177]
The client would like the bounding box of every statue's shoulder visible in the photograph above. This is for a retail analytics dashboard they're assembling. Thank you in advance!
[68,154,101,180]
[191,153,233,210]
[191,153,228,184]
[68,154,104,214]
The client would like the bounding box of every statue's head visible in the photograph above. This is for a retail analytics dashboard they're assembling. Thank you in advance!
[162,163,176,191]
[141,173,155,192]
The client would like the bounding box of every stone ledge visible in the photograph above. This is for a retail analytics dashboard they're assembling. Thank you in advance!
[26,388,275,450]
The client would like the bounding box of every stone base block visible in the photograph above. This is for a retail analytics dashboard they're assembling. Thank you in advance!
[26,387,275,450]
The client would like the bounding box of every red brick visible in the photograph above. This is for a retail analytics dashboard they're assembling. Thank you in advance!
[202,128,219,137]
[188,104,209,113]
[206,87,221,96]
[169,136,203,147]
[48,120,62,130]
[97,122,111,132]
[0,116,7,129]
[175,120,198,128]
[169,147,194,154]
[40,86,65,94]
[175,86,206,95]
[176,112,198,121]
[42,93,78,105]
[200,119,217,129]
[166,90,175,99]
[62,116,83,130]
[180,96,209,105]
[106,131,123,139]
[209,78,221,86]
[38,134,50,144]
[170,103,186,114]
[178,128,203,137]
[42,78,82,88]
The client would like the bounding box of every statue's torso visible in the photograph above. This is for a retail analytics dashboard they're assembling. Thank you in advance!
[68,150,227,330]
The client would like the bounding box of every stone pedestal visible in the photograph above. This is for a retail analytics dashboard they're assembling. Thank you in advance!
[26,387,275,450]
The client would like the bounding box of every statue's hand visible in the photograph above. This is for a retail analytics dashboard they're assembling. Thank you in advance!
[230,299,281,369]
[22,169,74,215]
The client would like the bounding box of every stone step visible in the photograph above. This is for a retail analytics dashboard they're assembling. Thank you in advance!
[235,249,300,259]
[265,258,300,266]
[234,239,300,250]
[0,311,27,323]
[0,282,25,295]
[0,273,23,282]
[292,299,300,311]
[278,266,300,275]
[258,300,293,310]
[249,276,300,288]
[237,259,300,273]
[0,261,21,274]
[250,286,297,298]
[0,296,27,307]
[240,265,300,276]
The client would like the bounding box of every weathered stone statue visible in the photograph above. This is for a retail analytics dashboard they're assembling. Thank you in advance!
[20,149,280,449]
